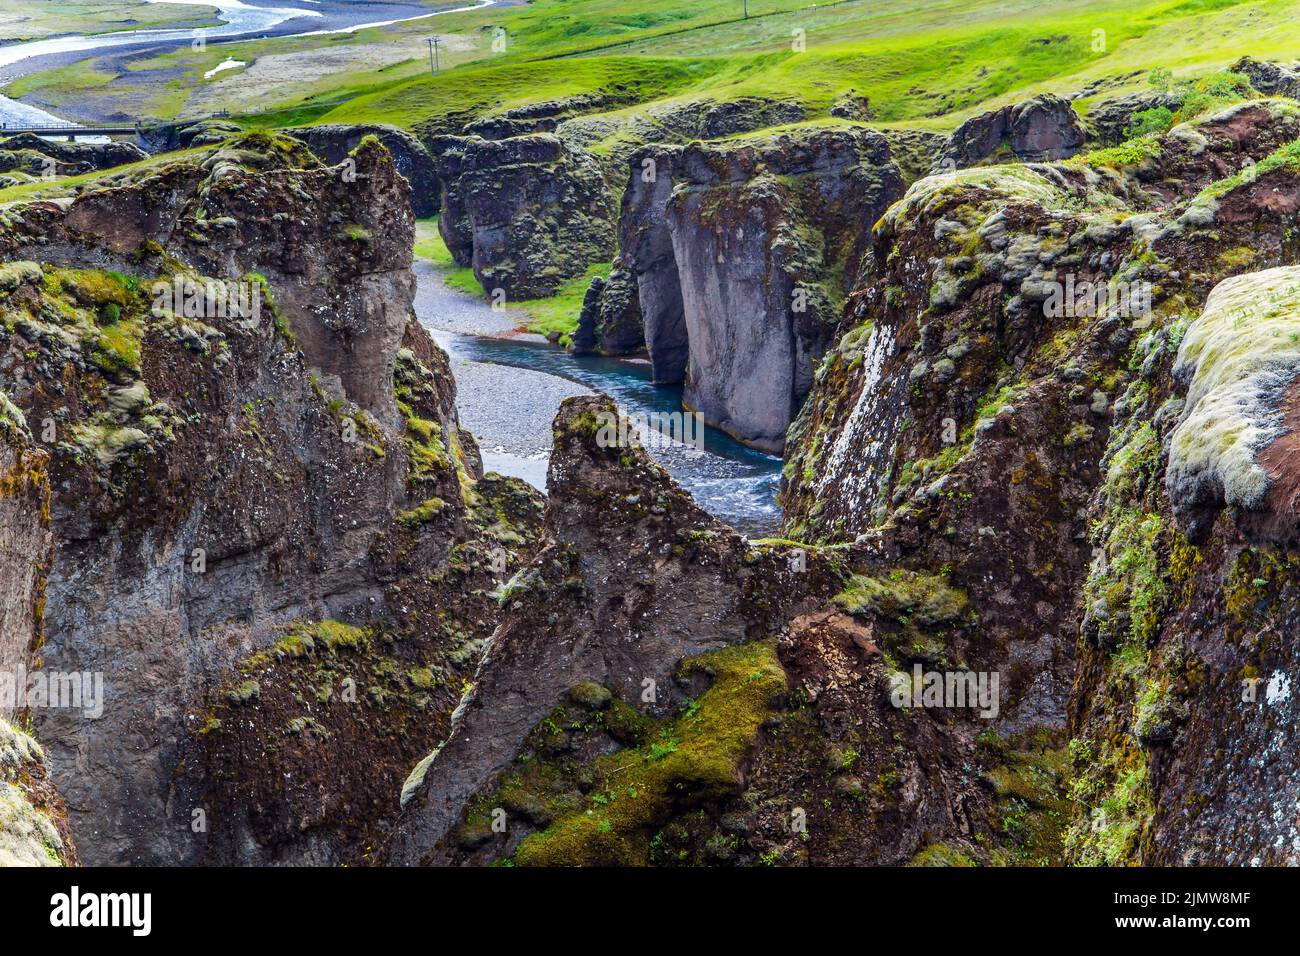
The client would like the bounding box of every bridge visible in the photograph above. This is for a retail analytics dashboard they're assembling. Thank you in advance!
[0,121,160,140]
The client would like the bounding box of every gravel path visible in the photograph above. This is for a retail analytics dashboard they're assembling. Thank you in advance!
[414,263,592,490]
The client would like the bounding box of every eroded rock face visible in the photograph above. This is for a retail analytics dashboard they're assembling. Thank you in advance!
[0,399,49,715]
[0,133,542,865]
[137,119,245,153]
[777,97,1300,866]
[583,128,906,452]
[0,133,147,179]
[1233,56,1300,100]
[571,267,642,356]
[286,124,439,217]
[936,94,1086,170]
[618,144,687,382]
[386,396,843,865]
[0,405,75,867]
[664,128,904,453]
[430,133,615,299]
[387,395,1068,867]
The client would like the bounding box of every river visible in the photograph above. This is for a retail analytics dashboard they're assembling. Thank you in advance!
[414,265,783,535]
[0,1,785,535]
[0,0,496,127]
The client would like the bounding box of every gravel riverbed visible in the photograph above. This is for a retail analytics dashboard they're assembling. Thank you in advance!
[414,262,593,490]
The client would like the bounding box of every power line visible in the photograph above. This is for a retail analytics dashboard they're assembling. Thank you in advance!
[427,36,442,76]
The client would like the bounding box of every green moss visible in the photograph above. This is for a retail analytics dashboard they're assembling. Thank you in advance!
[398,497,448,527]
[44,267,130,308]
[1195,135,1300,205]
[92,320,144,374]
[0,261,42,293]
[503,641,785,866]
[404,415,451,484]
[1100,511,1167,647]
[245,619,371,671]
[1065,755,1153,866]
[227,680,261,705]
[568,681,613,710]
[1072,133,1161,171]
[1100,421,1159,505]
[834,570,969,629]
[909,842,977,866]
[980,734,1072,865]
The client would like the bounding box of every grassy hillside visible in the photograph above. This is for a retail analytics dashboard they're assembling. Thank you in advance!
[305,0,1300,131]
[7,0,1298,129]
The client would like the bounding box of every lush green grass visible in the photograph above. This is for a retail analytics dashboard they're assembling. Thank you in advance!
[8,0,1300,132]
[512,263,612,343]
[294,0,1300,134]
[323,55,710,129]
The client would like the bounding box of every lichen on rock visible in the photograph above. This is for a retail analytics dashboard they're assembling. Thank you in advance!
[1166,267,1300,535]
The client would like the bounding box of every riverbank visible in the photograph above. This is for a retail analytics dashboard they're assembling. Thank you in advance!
[415,261,593,489]
[413,263,783,535]
[0,0,497,125]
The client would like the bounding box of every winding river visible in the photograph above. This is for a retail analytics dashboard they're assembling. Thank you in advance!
[0,0,496,126]
[0,1,785,534]
[415,267,783,534]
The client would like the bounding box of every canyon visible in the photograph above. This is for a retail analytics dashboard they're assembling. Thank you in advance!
[2,0,1300,872]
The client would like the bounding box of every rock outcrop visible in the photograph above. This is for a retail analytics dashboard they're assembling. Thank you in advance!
[387,396,844,865]
[286,123,439,217]
[571,267,643,356]
[1233,56,1300,100]
[382,95,1300,870]
[0,133,147,180]
[614,144,687,382]
[660,128,904,452]
[935,93,1086,170]
[137,119,244,154]
[430,133,615,299]
[1084,91,1182,146]
[424,95,816,306]
[0,132,543,865]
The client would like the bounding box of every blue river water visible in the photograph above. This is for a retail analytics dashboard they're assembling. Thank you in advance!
[435,331,785,537]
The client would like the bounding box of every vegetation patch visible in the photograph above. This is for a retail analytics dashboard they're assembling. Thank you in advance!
[460,641,785,866]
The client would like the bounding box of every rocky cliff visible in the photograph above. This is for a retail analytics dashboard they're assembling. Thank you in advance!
[391,95,1300,868]
[0,132,542,865]
[285,124,439,218]
[582,128,906,454]
[430,132,615,300]
[0,397,75,866]
[935,94,1087,171]
[388,396,845,865]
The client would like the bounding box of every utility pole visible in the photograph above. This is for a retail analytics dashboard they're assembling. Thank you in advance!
[427,36,441,76]
[743,0,748,17]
